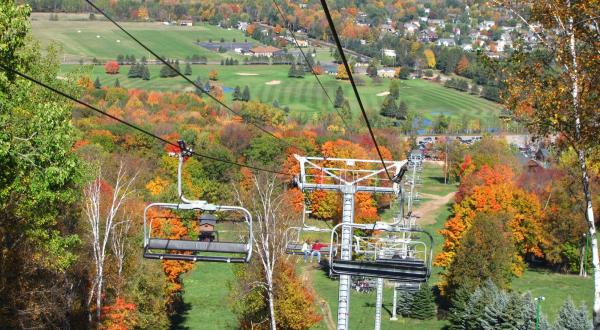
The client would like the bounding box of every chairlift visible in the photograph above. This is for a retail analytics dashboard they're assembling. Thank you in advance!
[284,201,337,256]
[329,222,433,281]
[143,141,253,263]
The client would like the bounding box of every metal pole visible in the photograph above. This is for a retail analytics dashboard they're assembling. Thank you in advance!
[391,283,398,321]
[374,277,384,330]
[337,188,355,330]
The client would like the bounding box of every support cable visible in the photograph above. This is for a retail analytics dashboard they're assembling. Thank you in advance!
[319,0,394,181]
[84,0,293,148]
[0,63,290,176]
[270,0,352,132]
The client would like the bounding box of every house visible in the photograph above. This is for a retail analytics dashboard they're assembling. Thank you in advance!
[429,19,445,28]
[436,38,456,47]
[377,68,396,78]
[179,19,193,27]
[238,22,249,31]
[249,46,282,57]
[479,20,496,31]
[418,30,438,42]
[382,49,396,58]
[403,22,420,35]
[322,64,338,75]
[198,213,217,242]
[462,44,474,51]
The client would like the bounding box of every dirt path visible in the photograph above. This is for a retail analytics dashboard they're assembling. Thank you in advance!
[412,192,455,225]
[302,267,336,330]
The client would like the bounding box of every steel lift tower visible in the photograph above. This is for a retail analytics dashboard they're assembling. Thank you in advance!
[294,155,407,330]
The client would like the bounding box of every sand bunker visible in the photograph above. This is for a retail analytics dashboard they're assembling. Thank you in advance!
[236,72,259,76]
[265,80,281,85]
[376,91,390,96]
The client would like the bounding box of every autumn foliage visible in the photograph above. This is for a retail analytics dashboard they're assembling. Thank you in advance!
[104,61,120,74]
[100,297,137,330]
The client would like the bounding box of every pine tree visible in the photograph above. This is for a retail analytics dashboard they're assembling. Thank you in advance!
[409,283,436,320]
[463,280,499,329]
[220,59,224,65]
[396,101,408,120]
[380,95,397,118]
[94,77,101,89]
[288,63,297,77]
[448,287,471,330]
[232,86,242,101]
[173,60,181,77]
[389,80,400,99]
[554,299,593,330]
[114,78,120,87]
[204,81,210,92]
[159,64,169,78]
[334,86,344,108]
[272,99,279,108]
[184,62,192,75]
[496,293,527,330]
[480,289,508,329]
[242,86,250,102]
[142,65,150,80]
[396,290,415,317]
[127,64,139,78]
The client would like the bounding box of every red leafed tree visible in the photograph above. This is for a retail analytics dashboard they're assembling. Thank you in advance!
[100,297,137,330]
[104,61,120,74]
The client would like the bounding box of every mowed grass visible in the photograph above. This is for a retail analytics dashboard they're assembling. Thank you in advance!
[177,263,238,329]
[31,12,251,62]
[62,63,502,124]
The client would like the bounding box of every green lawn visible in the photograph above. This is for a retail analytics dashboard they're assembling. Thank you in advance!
[419,163,458,197]
[31,12,251,62]
[62,63,502,125]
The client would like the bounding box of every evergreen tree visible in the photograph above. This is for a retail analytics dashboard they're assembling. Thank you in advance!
[409,284,436,320]
[554,299,593,330]
[173,60,181,77]
[232,86,242,101]
[462,280,499,330]
[396,290,415,317]
[480,289,508,329]
[242,86,250,102]
[114,78,120,87]
[272,99,279,108]
[184,62,192,75]
[141,56,147,64]
[470,83,480,95]
[397,101,408,120]
[94,77,101,89]
[127,63,139,78]
[448,287,472,330]
[159,64,169,78]
[389,80,400,99]
[288,63,297,77]
[334,86,344,108]
[204,81,211,92]
[142,65,150,80]
[220,59,224,65]
[380,95,397,118]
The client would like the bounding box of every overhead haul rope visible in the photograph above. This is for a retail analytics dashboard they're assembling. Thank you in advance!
[0,63,290,176]
[319,0,396,182]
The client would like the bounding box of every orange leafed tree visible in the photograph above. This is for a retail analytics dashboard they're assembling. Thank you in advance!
[436,165,545,277]
[104,61,120,74]
[100,297,137,330]
[455,55,469,75]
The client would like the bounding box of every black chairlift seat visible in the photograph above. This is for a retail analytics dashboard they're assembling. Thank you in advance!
[331,259,428,281]
[144,238,250,263]
[395,281,421,292]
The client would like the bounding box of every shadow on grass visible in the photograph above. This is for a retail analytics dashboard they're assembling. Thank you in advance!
[170,300,192,330]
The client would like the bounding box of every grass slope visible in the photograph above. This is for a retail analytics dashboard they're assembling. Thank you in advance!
[62,63,502,125]
[31,13,250,62]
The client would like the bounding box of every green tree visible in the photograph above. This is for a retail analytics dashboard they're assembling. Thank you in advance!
[114,78,120,87]
[141,65,150,80]
[245,135,285,166]
[554,299,593,330]
[380,95,397,118]
[184,62,192,75]
[94,76,101,89]
[232,85,242,101]
[445,213,515,298]
[389,80,400,99]
[334,86,344,108]
[0,2,82,326]
[396,290,414,317]
[396,101,408,120]
[242,85,250,102]
[410,284,436,320]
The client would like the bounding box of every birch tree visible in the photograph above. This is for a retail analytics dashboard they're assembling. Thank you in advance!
[234,174,295,330]
[84,163,137,321]
[492,0,600,326]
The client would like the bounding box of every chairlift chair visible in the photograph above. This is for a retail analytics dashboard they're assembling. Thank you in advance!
[329,222,433,281]
[143,141,253,263]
